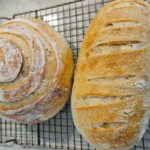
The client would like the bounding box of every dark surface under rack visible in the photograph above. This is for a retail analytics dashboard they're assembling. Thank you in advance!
[0,0,149,149]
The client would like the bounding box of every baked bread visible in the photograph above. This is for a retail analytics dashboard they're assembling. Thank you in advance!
[72,0,150,149]
[0,18,73,124]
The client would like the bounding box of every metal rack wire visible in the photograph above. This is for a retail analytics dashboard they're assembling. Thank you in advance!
[0,0,149,149]
[0,17,11,24]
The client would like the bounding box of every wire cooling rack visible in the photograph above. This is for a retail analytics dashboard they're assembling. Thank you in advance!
[0,0,149,150]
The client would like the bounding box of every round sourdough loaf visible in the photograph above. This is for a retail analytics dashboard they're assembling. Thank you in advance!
[72,0,150,149]
[0,18,73,124]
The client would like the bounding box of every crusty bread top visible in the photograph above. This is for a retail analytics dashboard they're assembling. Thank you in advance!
[72,0,150,149]
[0,18,73,124]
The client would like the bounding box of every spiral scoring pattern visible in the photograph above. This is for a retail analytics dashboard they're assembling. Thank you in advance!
[0,18,73,124]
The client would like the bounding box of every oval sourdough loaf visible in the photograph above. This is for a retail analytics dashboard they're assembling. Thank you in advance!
[72,0,150,149]
[0,18,73,124]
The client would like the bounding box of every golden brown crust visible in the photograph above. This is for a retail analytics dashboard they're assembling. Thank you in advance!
[0,18,74,124]
[72,0,150,149]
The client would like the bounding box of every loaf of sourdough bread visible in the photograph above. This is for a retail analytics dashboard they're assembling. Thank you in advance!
[72,0,150,149]
[0,18,73,124]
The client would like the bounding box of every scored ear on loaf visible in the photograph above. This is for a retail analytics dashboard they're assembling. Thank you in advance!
[72,0,150,149]
[0,18,73,124]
